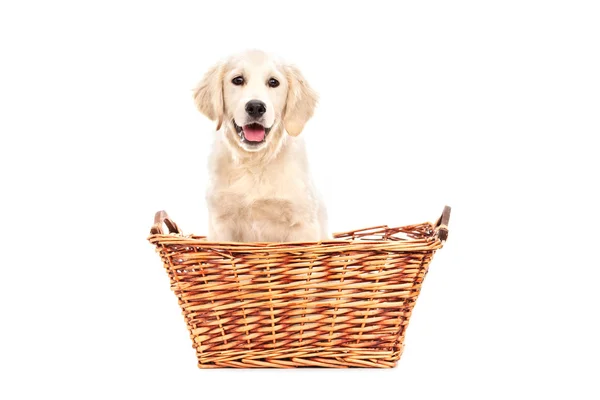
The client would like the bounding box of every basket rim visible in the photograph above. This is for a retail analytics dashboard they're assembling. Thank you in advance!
[147,206,450,252]
[147,235,444,250]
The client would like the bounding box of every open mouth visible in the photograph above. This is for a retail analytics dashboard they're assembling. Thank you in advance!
[234,121,271,145]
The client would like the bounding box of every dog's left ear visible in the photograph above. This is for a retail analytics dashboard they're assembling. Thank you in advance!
[283,65,318,136]
[193,63,224,131]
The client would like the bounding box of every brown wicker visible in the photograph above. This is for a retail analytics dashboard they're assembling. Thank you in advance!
[148,206,450,368]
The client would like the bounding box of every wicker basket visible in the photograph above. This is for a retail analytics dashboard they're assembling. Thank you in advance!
[148,206,450,368]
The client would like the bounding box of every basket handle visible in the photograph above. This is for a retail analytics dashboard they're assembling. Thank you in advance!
[150,210,180,235]
[435,205,451,241]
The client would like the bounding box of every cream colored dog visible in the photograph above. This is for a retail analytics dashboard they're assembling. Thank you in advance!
[194,50,328,242]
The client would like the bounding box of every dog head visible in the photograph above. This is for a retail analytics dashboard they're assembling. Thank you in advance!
[194,50,317,154]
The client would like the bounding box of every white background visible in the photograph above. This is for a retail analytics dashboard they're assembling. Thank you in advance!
[1,0,599,398]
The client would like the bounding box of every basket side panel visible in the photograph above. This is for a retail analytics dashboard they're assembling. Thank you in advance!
[158,242,436,367]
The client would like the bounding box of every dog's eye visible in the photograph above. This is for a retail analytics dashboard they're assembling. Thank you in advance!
[268,78,280,88]
[232,76,245,86]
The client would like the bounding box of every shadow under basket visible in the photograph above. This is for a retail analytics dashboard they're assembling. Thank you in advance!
[148,206,451,368]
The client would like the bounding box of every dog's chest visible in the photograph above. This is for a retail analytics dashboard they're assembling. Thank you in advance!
[209,165,310,223]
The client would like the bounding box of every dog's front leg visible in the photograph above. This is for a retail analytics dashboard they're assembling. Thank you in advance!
[286,221,322,242]
[207,217,239,242]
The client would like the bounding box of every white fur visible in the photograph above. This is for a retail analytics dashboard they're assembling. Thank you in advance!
[194,50,328,242]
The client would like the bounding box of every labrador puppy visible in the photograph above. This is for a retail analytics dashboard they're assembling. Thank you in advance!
[194,50,328,242]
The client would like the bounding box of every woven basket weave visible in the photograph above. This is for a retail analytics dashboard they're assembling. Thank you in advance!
[148,206,450,368]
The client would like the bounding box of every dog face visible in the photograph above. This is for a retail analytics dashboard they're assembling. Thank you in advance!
[194,50,317,153]
[224,51,285,149]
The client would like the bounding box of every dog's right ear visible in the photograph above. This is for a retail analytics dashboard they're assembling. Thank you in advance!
[193,63,224,131]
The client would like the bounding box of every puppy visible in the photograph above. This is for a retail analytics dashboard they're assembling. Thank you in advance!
[194,50,328,242]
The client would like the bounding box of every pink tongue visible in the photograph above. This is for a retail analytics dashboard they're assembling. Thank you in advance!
[243,125,265,141]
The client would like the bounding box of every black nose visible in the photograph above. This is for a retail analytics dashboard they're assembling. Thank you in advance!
[245,100,266,117]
